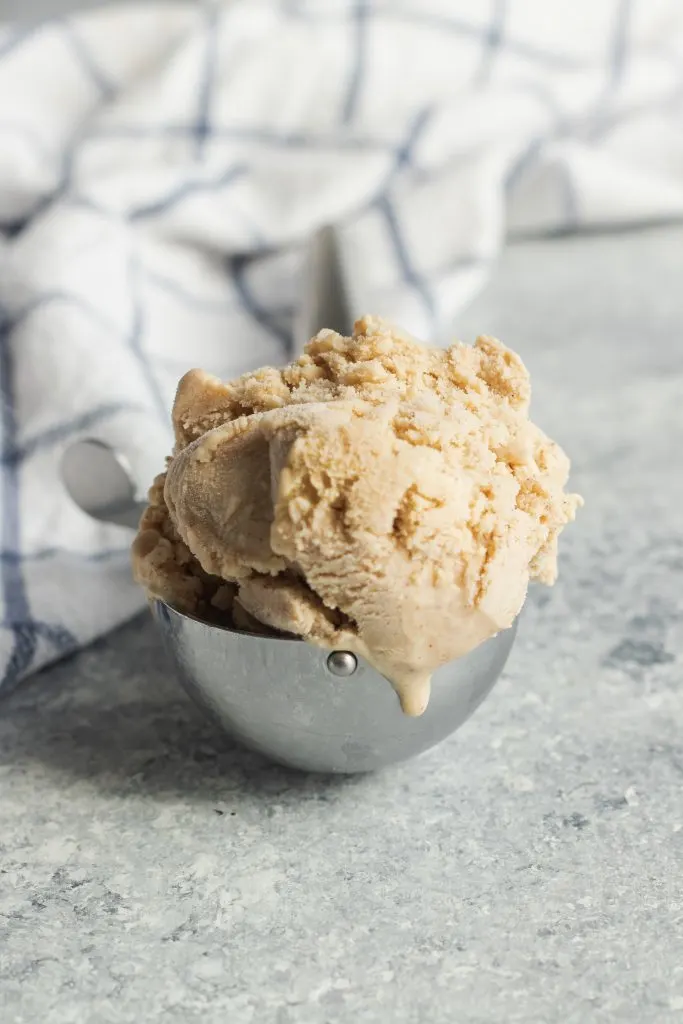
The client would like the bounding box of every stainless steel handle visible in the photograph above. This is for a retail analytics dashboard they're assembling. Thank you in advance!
[294,224,353,351]
[61,438,146,530]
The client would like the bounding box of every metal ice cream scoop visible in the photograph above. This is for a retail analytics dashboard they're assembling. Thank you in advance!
[61,227,518,773]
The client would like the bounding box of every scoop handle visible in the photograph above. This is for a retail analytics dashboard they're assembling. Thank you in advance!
[61,438,147,530]
[294,224,353,352]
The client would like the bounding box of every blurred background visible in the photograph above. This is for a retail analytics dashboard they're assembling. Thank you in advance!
[2,0,105,17]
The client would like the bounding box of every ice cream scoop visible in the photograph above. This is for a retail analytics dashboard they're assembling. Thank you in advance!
[62,227,547,772]
[133,322,578,718]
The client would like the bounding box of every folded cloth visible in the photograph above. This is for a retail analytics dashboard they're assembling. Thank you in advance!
[1,0,682,692]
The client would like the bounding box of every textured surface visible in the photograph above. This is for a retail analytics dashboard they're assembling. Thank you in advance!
[1,225,682,1023]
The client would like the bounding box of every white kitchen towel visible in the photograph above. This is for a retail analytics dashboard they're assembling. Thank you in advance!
[1,0,682,692]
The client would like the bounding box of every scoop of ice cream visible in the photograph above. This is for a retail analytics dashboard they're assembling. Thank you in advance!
[132,316,581,715]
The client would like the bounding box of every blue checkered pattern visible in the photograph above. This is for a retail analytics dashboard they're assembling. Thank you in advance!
[1,0,682,692]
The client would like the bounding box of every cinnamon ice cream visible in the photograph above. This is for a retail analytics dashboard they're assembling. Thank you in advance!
[132,316,581,715]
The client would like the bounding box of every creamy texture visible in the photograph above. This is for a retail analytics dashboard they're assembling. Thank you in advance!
[132,316,581,715]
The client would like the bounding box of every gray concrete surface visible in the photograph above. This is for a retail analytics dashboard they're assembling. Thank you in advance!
[1,223,682,1023]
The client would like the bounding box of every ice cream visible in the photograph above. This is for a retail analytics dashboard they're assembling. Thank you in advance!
[132,316,581,715]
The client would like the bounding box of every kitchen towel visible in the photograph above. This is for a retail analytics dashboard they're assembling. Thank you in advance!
[1,0,682,691]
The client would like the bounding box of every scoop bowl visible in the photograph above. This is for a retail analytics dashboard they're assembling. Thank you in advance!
[152,599,517,773]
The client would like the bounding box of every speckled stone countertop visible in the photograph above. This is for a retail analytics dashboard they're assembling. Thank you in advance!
[1,226,682,1023]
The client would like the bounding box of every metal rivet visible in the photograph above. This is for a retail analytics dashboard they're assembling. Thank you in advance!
[326,651,358,677]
